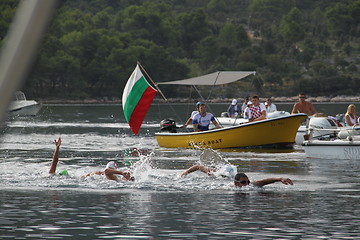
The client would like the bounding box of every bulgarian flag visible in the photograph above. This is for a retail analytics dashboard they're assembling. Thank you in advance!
[122,64,157,135]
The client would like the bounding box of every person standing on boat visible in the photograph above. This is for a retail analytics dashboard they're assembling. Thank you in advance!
[192,102,221,131]
[265,98,277,113]
[180,164,293,187]
[49,138,134,181]
[344,104,359,126]
[291,93,317,116]
[180,101,201,128]
[247,95,267,122]
[227,99,241,117]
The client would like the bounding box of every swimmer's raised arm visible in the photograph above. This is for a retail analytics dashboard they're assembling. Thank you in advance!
[49,137,61,174]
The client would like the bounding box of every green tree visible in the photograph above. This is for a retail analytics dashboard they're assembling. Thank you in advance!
[177,9,212,56]
[279,8,305,43]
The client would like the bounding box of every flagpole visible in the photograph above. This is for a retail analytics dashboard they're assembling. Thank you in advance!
[137,61,168,102]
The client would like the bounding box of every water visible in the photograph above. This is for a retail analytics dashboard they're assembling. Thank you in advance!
[1,103,359,239]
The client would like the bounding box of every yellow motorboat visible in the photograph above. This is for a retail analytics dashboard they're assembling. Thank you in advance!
[155,114,307,149]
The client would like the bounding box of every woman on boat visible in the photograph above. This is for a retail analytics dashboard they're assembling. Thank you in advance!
[344,104,359,126]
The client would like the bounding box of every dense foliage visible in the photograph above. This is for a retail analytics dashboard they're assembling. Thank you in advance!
[1,0,359,100]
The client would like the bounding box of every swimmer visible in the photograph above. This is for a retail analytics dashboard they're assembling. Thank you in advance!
[48,137,134,181]
[80,161,134,181]
[180,164,237,179]
[180,164,293,187]
[233,172,293,187]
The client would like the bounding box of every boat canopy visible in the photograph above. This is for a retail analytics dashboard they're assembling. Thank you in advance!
[157,71,255,86]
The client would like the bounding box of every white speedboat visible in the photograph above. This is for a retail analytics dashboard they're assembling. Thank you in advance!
[303,136,360,160]
[8,91,42,116]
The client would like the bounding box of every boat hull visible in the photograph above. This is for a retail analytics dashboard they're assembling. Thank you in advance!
[8,101,42,116]
[155,114,306,149]
[303,139,360,160]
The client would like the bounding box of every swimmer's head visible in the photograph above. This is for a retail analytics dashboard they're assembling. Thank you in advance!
[106,161,117,169]
[216,165,237,179]
[234,173,250,187]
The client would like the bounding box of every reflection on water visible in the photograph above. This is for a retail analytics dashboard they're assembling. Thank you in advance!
[1,104,359,239]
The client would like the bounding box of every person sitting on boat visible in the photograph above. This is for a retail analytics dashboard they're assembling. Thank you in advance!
[49,137,134,181]
[180,101,201,128]
[243,100,252,119]
[241,96,249,117]
[227,99,241,117]
[291,93,317,116]
[192,102,221,131]
[247,95,267,122]
[344,104,359,126]
[265,98,277,113]
[180,164,293,188]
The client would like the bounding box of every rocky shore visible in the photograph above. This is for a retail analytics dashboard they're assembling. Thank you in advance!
[40,95,360,104]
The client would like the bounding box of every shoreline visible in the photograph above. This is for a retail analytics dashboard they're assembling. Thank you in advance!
[39,96,360,104]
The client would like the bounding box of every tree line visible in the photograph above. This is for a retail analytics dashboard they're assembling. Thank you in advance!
[1,0,359,100]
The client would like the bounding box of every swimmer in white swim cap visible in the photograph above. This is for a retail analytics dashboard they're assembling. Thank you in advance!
[105,161,117,170]
[81,160,134,181]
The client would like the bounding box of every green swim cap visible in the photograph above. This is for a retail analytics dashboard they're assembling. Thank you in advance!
[59,169,69,176]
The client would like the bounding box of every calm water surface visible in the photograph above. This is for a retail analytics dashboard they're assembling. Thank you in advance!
[0,103,359,239]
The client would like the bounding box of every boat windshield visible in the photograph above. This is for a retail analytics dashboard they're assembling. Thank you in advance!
[14,91,26,101]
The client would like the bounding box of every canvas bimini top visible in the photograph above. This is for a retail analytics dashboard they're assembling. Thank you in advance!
[157,71,256,86]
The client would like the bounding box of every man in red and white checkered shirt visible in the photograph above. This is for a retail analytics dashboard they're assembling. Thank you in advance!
[248,95,267,122]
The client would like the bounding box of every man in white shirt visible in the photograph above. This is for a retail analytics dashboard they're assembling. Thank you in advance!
[192,102,221,131]
[265,98,277,113]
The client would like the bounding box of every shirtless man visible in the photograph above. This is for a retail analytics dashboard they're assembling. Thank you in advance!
[291,93,317,116]
[49,138,134,181]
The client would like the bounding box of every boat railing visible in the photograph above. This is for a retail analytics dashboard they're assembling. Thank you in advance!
[306,125,360,141]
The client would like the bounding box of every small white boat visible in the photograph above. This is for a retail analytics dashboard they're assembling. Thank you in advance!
[303,137,360,160]
[302,125,360,159]
[295,116,341,144]
[8,91,42,116]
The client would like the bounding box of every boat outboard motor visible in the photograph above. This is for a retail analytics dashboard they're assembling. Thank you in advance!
[160,118,177,133]
[308,117,338,139]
